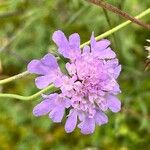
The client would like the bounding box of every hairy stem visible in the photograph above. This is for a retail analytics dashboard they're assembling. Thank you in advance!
[0,84,56,100]
[0,71,29,85]
[80,8,150,48]
[86,0,150,29]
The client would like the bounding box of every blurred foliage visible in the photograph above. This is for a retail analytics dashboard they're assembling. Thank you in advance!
[0,0,150,150]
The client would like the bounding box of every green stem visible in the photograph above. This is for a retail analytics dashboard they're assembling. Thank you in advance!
[80,8,150,48]
[0,71,29,85]
[0,84,56,100]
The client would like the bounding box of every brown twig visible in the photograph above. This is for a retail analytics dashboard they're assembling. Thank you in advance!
[86,0,150,29]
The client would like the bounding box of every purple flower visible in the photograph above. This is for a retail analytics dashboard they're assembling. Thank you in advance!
[28,30,121,134]
[27,53,62,89]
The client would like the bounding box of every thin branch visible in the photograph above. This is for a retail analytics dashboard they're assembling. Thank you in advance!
[0,84,56,101]
[86,0,150,29]
[0,71,29,85]
[80,8,150,48]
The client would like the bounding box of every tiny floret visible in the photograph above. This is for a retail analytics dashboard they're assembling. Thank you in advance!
[27,30,121,134]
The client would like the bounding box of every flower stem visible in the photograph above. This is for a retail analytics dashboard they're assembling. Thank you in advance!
[0,71,29,85]
[80,8,150,48]
[0,84,56,100]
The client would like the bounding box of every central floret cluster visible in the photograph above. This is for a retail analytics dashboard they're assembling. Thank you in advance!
[27,30,121,134]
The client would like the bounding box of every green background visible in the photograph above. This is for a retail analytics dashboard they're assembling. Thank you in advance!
[0,0,150,149]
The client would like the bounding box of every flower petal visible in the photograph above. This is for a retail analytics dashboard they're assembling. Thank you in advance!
[90,32,110,51]
[53,77,63,87]
[114,65,121,79]
[78,117,95,134]
[69,33,80,51]
[94,47,116,59]
[27,53,59,76]
[33,99,55,116]
[61,98,71,108]
[49,106,65,123]
[65,110,78,133]
[99,99,108,111]
[95,110,108,125]
[83,45,90,54]
[90,32,97,50]
[107,95,121,112]
[66,63,76,75]
[52,30,70,58]
[41,53,58,70]
[112,82,121,94]
[95,39,111,50]
[44,93,59,101]
[27,60,50,75]
[105,59,119,68]
[35,75,54,89]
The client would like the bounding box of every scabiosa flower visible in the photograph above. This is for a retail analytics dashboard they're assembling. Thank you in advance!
[27,30,121,134]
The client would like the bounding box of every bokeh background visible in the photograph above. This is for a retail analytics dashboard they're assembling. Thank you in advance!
[0,0,150,150]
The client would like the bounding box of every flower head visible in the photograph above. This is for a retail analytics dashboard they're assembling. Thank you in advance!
[27,30,121,134]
